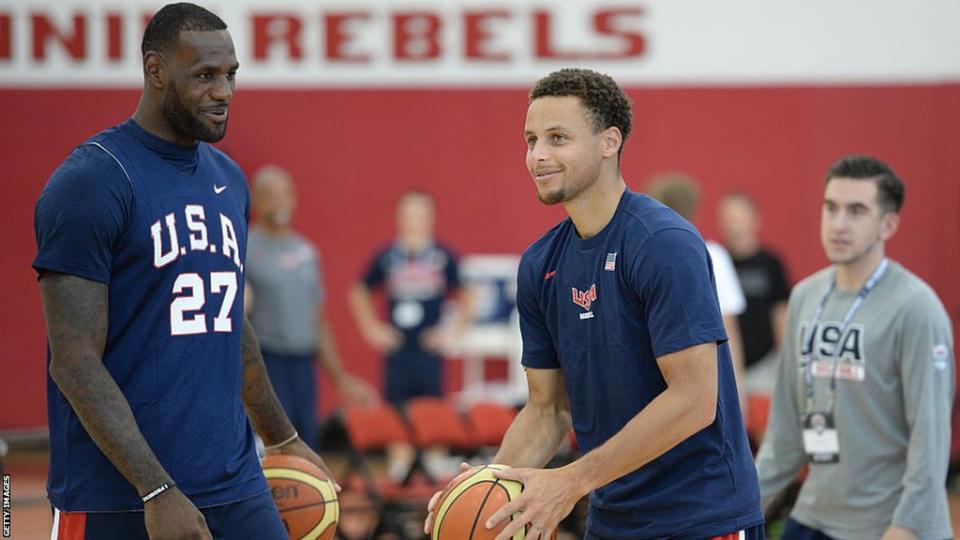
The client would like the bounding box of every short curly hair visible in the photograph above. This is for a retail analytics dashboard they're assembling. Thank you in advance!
[529,68,633,157]
[142,3,227,56]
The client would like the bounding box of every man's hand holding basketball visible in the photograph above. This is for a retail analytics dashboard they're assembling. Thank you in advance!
[423,462,473,536]
[487,466,586,540]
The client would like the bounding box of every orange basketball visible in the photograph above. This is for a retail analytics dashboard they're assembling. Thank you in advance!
[432,464,556,540]
[261,454,339,540]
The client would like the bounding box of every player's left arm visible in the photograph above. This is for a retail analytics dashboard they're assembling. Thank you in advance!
[240,316,337,482]
[885,296,955,540]
[488,342,718,540]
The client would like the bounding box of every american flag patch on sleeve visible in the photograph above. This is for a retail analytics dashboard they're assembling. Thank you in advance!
[604,252,617,271]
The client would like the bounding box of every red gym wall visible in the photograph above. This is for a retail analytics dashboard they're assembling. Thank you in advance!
[2,85,959,429]
[2,0,959,430]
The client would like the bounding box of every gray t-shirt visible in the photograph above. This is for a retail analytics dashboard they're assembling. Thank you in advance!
[246,228,323,355]
[757,260,954,540]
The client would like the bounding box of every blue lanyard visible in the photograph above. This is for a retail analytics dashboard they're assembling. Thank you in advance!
[801,258,889,415]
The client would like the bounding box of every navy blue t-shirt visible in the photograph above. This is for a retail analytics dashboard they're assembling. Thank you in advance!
[361,242,461,345]
[33,120,266,511]
[518,190,762,539]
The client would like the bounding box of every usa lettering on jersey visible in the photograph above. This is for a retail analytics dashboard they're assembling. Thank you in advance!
[572,284,597,320]
[800,321,866,381]
[150,204,243,336]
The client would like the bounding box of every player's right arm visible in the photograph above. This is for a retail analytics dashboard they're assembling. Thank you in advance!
[40,272,210,539]
[493,251,572,467]
[35,146,208,539]
[492,368,572,467]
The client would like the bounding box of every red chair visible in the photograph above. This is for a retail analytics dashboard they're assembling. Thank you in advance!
[343,402,411,451]
[746,393,772,444]
[405,397,473,451]
[339,403,417,539]
[464,401,516,448]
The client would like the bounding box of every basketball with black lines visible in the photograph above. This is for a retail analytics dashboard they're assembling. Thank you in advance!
[261,454,339,540]
[432,464,556,540]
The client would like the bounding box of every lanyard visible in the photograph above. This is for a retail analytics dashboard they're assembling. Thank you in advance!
[801,258,888,416]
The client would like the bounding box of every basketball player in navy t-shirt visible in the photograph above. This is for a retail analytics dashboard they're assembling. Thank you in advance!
[426,69,764,539]
[33,4,330,539]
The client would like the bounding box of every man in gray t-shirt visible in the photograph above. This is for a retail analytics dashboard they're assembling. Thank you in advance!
[246,165,376,450]
[757,155,954,540]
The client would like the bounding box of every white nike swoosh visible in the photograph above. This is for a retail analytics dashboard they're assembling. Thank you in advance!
[214,185,227,194]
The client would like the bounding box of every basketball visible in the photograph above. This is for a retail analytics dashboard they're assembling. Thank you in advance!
[261,454,339,540]
[432,464,555,540]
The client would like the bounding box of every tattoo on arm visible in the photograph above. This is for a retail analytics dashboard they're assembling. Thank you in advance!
[240,316,295,444]
[40,272,171,495]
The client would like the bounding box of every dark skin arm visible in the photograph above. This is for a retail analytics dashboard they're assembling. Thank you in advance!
[239,315,338,483]
[40,271,209,539]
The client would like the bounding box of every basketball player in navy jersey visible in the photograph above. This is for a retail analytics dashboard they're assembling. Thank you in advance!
[428,69,763,539]
[34,4,327,539]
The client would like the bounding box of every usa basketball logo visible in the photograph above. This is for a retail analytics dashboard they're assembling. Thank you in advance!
[572,285,597,320]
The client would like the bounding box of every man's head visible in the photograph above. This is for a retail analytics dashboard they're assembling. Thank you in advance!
[821,155,903,266]
[141,3,237,144]
[524,69,632,205]
[397,190,435,243]
[645,172,700,221]
[252,165,297,228]
[718,192,760,257]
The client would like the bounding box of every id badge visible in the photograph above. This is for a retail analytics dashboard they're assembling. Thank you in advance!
[802,412,839,463]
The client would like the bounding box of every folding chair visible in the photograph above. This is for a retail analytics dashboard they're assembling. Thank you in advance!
[464,401,516,458]
[404,397,473,484]
[338,403,414,539]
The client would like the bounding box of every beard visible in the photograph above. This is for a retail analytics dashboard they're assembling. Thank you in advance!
[537,186,567,205]
[163,86,227,143]
[535,160,602,206]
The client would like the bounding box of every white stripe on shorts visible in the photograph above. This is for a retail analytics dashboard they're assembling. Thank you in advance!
[50,508,60,540]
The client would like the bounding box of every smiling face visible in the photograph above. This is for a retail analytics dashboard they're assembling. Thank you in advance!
[524,96,611,205]
[821,178,899,266]
[161,30,238,144]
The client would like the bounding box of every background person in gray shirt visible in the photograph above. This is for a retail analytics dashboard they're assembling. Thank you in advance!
[756,155,954,540]
[246,165,377,450]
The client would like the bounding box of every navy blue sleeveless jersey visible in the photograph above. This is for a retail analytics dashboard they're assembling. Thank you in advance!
[33,120,266,511]
[517,190,762,539]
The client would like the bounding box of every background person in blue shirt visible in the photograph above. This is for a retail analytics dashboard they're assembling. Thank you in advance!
[428,68,763,540]
[33,4,329,539]
[350,190,475,480]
